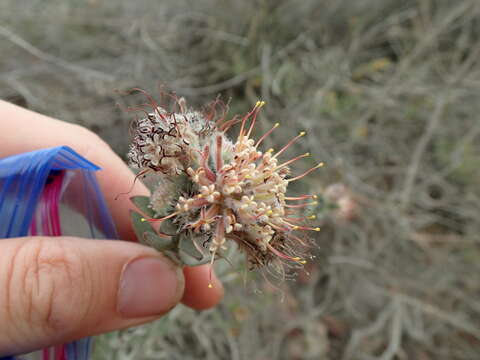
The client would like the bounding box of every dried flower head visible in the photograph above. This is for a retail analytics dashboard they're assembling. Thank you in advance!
[128,93,323,280]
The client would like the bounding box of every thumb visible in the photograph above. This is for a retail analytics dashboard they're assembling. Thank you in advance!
[0,236,184,356]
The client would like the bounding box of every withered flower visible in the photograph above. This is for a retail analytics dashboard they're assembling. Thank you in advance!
[127,93,323,282]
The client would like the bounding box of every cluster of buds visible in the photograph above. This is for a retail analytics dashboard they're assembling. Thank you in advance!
[127,96,213,176]
[127,93,323,280]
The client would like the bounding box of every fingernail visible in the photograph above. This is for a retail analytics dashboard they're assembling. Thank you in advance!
[118,256,182,317]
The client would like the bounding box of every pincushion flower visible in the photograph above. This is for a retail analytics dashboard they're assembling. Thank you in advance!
[127,92,323,280]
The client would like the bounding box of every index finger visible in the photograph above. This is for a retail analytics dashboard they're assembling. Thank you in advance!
[0,100,145,241]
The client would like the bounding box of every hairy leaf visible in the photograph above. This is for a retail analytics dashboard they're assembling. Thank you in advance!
[130,196,156,218]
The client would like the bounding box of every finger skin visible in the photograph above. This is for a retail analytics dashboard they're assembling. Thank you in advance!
[0,100,224,310]
[182,265,224,310]
[0,99,145,242]
[0,236,183,356]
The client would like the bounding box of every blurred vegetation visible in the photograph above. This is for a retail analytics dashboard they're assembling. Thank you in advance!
[2,0,480,359]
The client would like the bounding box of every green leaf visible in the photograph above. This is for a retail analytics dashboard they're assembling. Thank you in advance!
[130,196,155,218]
[178,233,212,266]
[143,232,175,251]
[131,211,211,266]
[130,210,156,244]
[159,218,177,236]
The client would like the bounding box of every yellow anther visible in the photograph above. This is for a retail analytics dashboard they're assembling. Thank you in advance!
[267,148,274,153]
[311,201,318,206]
[141,218,147,222]
[317,162,325,168]
[292,257,302,261]
[299,260,307,265]
[299,131,306,136]
[255,100,266,108]
[304,152,310,156]
[313,195,318,199]
[197,194,203,198]
[307,215,317,220]
[292,225,300,230]
[266,210,273,215]
[314,227,321,232]
[208,283,213,289]
[244,174,251,179]
[274,122,280,127]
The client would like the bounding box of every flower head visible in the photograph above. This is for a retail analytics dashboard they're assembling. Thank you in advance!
[128,94,323,277]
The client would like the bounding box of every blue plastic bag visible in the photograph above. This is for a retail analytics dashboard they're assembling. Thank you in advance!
[0,146,118,360]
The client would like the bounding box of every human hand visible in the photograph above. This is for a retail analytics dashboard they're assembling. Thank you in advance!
[0,100,223,356]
